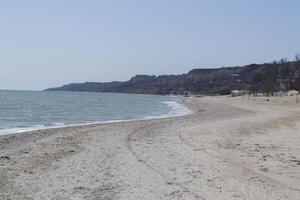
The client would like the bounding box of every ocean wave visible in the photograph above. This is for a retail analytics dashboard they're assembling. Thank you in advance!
[144,100,192,119]
[0,99,192,136]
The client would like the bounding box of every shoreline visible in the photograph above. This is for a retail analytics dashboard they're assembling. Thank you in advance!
[0,98,192,137]
[1,96,300,199]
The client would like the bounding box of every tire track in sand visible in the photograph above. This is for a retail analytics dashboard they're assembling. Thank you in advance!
[178,120,300,193]
[126,121,208,200]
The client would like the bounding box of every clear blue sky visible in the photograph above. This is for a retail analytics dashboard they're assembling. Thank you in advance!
[1,0,300,90]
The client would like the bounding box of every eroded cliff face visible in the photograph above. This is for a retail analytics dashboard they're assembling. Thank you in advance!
[45,61,300,95]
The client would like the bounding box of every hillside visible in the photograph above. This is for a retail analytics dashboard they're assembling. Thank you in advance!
[45,61,300,95]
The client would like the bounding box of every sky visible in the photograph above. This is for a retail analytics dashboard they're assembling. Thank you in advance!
[0,0,300,90]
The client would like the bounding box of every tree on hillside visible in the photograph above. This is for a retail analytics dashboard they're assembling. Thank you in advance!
[261,64,278,95]
[294,78,300,92]
[295,54,300,62]
[279,58,288,64]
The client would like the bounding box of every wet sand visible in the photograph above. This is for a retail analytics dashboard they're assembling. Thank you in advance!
[0,96,300,199]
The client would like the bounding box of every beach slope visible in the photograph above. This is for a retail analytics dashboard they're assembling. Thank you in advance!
[1,97,300,199]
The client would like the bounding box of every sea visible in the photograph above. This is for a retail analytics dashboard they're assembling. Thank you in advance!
[0,90,191,135]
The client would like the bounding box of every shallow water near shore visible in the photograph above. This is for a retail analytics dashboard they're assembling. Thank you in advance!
[0,90,190,135]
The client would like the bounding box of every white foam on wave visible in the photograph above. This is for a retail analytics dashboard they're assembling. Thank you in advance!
[0,125,48,136]
[144,100,192,119]
[164,100,192,116]
[0,99,192,136]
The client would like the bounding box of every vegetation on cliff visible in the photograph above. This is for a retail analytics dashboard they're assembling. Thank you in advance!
[46,57,300,95]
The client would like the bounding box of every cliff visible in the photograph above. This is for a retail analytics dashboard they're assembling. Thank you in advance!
[45,61,300,95]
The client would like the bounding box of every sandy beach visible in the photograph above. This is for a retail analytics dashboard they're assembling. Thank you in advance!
[1,96,300,200]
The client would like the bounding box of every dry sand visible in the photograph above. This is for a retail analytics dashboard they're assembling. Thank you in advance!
[0,96,300,200]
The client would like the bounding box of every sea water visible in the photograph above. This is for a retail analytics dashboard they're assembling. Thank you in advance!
[0,90,191,135]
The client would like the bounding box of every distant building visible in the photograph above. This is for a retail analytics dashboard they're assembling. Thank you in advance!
[231,90,249,97]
